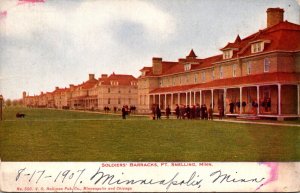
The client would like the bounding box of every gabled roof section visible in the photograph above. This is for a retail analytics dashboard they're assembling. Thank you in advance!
[187,49,197,58]
[100,73,137,86]
[81,77,98,89]
[220,21,300,58]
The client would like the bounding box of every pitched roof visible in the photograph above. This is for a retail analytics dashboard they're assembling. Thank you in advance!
[220,21,300,56]
[187,49,197,58]
[99,73,137,86]
[81,78,98,89]
[149,72,300,93]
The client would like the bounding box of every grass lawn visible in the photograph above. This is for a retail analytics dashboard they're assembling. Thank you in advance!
[0,107,299,161]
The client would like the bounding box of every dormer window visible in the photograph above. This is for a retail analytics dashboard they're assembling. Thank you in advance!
[110,81,119,85]
[184,63,191,71]
[130,81,137,86]
[223,50,233,59]
[251,42,263,53]
[141,71,146,76]
[250,39,271,54]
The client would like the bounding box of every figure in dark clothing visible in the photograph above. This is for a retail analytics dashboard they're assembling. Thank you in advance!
[218,106,224,120]
[203,104,208,120]
[266,98,271,112]
[180,105,186,119]
[242,101,246,113]
[165,105,171,119]
[200,105,205,119]
[235,101,240,113]
[191,105,196,119]
[175,104,180,119]
[196,105,201,119]
[186,105,191,119]
[156,106,161,120]
[229,101,235,114]
[152,104,156,120]
[121,106,126,119]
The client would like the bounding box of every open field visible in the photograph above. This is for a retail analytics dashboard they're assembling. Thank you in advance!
[0,107,299,161]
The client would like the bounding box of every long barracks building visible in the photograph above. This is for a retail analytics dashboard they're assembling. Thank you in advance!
[137,8,300,120]
[23,73,138,110]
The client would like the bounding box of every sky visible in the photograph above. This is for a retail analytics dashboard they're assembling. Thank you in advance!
[0,0,299,100]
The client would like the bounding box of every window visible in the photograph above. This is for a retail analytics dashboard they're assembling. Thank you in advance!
[233,64,237,77]
[179,76,182,85]
[212,69,215,80]
[108,98,110,104]
[129,89,131,93]
[172,77,176,86]
[223,50,233,59]
[186,75,189,83]
[194,74,198,83]
[118,98,121,104]
[118,89,121,93]
[143,95,146,105]
[264,58,270,72]
[219,66,223,79]
[159,80,162,86]
[129,98,131,104]
[247,62,251,75]
[251,42,263,53]
[184,63,191,71]
[201,72,206,82]
[108,88,110,93]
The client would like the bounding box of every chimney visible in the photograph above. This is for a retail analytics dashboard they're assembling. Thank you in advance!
[89,73,95,80]
[55,86,59,90]
[267,8,284,28]
[152,57,163,75]
[69,84,74,89]
[101,74,108,78]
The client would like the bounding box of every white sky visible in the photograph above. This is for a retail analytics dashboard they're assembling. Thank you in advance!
[0,0,299,99]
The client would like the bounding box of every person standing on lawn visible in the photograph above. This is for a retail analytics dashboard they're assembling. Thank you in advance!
[166,105,171,119]
[122,106,126,119]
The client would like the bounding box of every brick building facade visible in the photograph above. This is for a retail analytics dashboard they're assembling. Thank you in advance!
[138,8,300,120]
[23,73,138,111]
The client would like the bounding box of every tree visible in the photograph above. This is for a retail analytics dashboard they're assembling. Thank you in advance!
[5,99,11,107]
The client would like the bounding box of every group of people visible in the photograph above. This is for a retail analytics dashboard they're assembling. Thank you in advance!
[228,97,271,115]
[151,104,224,120]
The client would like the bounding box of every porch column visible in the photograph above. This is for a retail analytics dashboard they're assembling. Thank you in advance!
[158,94,161,109]
[278,84,281,115]
[164,94,167,109]
[224,88,227,114]
[185,92,188,106]
[211,89,214,111]
[189,91,192,106]
[148,94,150,109]
[298,84,300,116]
[240,87,242,114]
[200,90,202,106]
[193,91,196,105]
[257,86,260,115]
[171,93,174,110]
[178,93,180,105]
